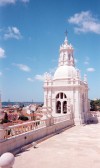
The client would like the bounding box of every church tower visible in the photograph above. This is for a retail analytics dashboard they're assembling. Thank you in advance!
[43,34,89,125]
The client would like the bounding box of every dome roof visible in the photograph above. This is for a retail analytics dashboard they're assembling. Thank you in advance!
[53,65,77,80]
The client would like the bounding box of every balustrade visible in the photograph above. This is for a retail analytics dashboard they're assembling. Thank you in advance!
[0,114,71,140]
[54,114,71,124]
[2,119,46,139]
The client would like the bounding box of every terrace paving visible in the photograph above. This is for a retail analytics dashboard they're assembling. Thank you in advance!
[14,124,100,168]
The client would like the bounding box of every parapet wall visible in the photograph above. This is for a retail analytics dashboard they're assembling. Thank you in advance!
[0,115,74,155]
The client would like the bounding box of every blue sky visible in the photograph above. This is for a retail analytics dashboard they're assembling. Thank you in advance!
[0,0,100,102]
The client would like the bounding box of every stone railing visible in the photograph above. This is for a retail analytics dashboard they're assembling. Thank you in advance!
[0,119,46,140]
[0,114,72,140]
[54,114,71,124]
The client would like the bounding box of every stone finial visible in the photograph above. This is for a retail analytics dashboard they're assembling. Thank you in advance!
[76,69,81,79]
[0,152,15,168]
[64,29,68,43]
[84,74,87,83]
[44,72,52,81]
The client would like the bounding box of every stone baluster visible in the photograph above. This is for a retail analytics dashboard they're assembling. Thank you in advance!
[0,128,5,141]
[20,126,23,133]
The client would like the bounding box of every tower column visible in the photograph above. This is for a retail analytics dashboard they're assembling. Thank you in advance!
[61,101,63,114]
[74,90,82,125]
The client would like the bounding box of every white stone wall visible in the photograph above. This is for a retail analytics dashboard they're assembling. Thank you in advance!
[44,82,89,125]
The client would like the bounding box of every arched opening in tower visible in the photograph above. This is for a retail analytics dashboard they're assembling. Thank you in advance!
[63,101,67,113]
[56,101,61,113]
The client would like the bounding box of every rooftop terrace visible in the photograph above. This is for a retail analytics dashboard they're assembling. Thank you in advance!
[14,124,100,168]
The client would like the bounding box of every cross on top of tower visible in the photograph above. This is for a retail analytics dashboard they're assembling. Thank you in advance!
[64,29,68,43]
[65,29,68,37]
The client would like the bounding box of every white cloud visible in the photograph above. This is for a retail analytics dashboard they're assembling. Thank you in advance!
[13,63,31,72]
[27,77,34,82]
[87,68,95,72]
[0,47,6,58]
[0,0,16,6]
[0,0,29,6]
[68,11,100,34]
[0,72,2,76]
[20,0,29,2]
[4,27,22,40]
[35,74,45,81]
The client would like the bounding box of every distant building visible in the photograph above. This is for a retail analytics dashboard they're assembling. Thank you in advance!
[43,35,89,125]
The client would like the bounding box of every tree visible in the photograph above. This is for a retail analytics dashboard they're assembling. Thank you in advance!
[18,115,29,121]
[90,99,100,111]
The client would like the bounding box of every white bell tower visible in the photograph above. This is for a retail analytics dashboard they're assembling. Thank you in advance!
[43,33,89,125]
